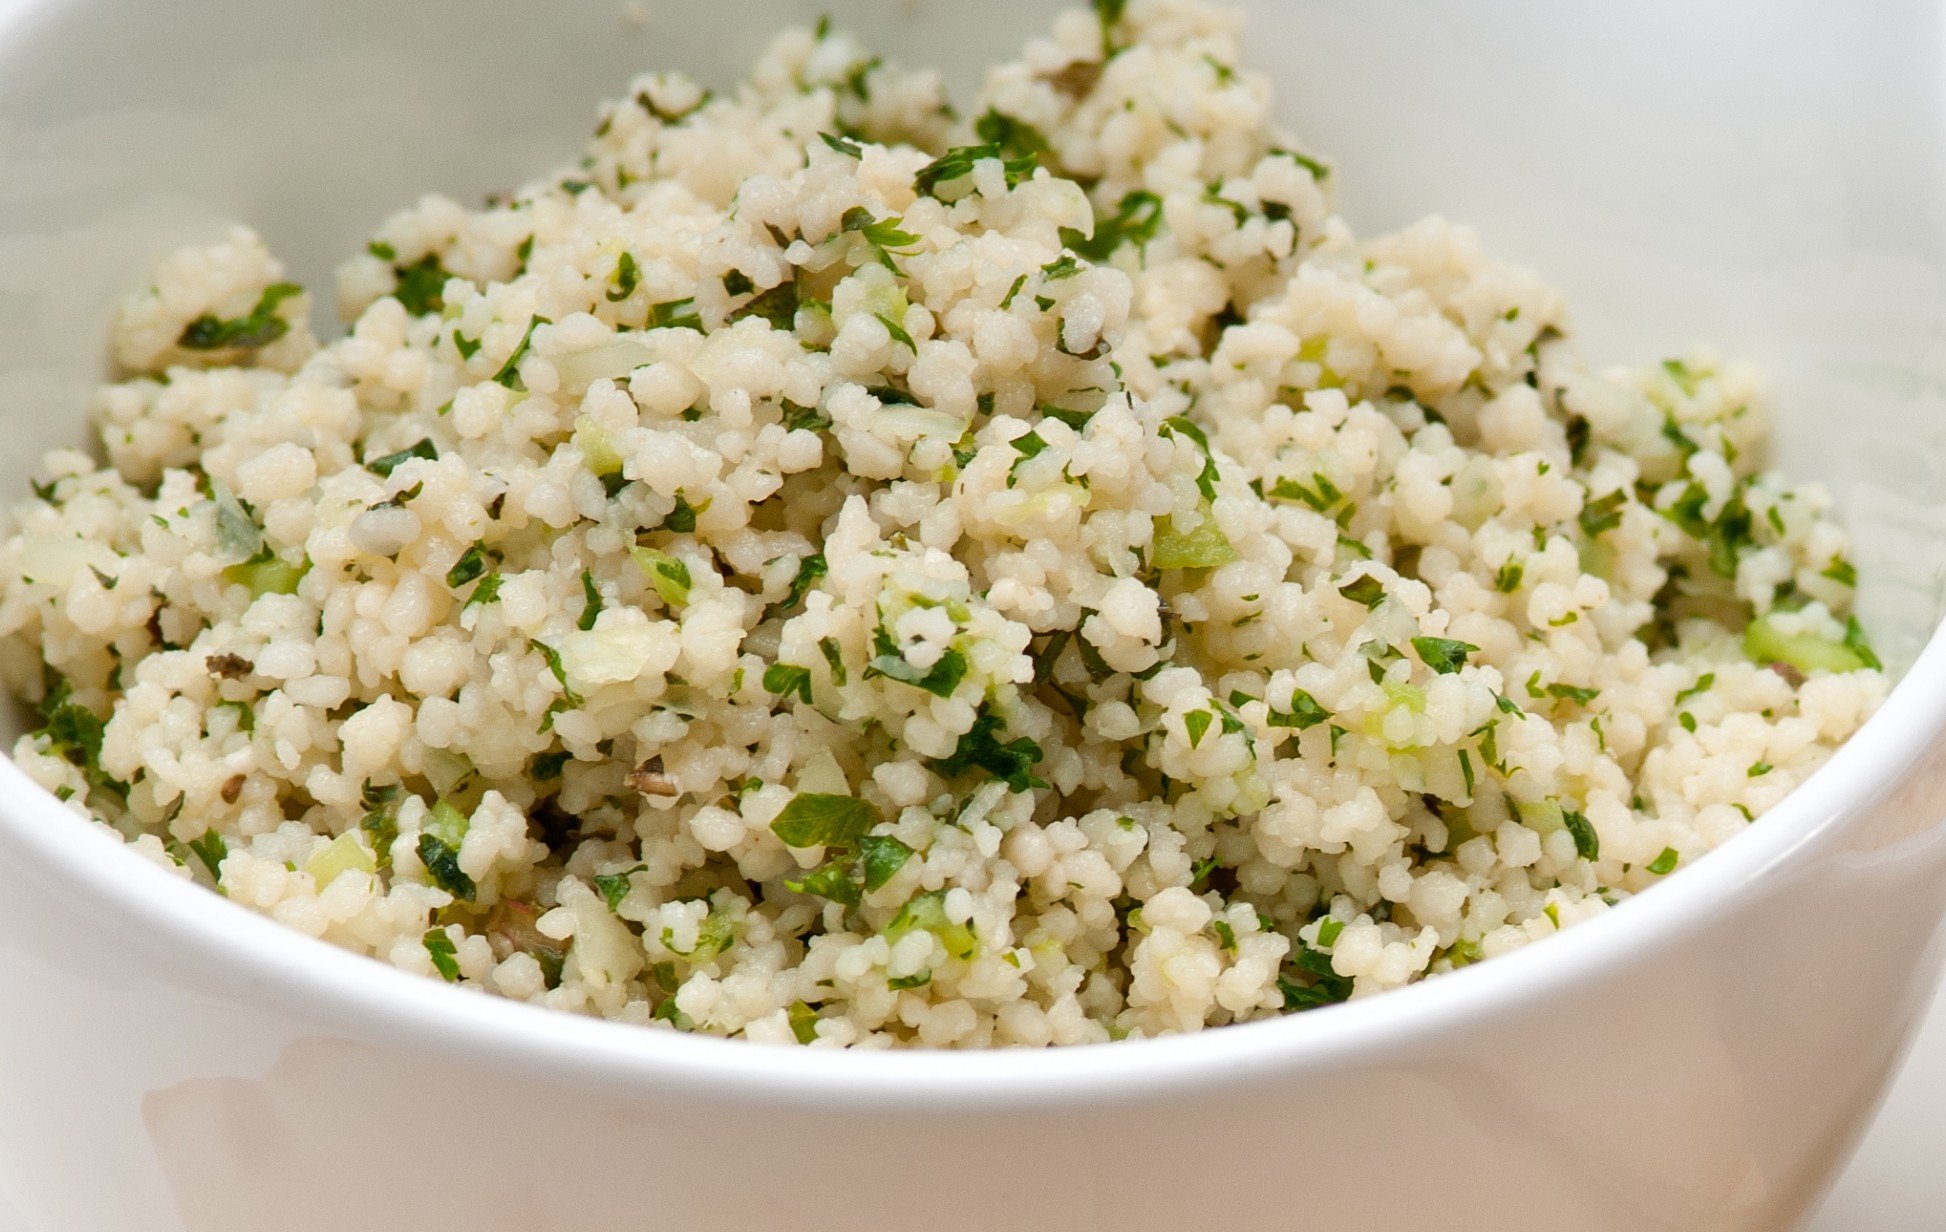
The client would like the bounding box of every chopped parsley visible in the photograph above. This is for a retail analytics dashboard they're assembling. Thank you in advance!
[364,437,437,478]
[818,131,864,158]
[32,674,128,805]
[390,254,450,316]
[1338,574,1386,610]
[1675,673,1715,704]
[973,107,1049,161]
[594,865,645,911]
[187,830,228,880]
[859,834,914,892]
[1159,417,1220,501]
[178,282,303,351]
[416,830,476,901]
[607,251,640,302]
[445,542,488,588]
[423,929,461,981]
[766,552,827,621]
[875,312,917,352]
[529,639,584,710]
[1543,682,1600,705]
[1184,708,1213,748]
[868,626,967,698]
[647,298,704,331]
[462,572,503,609]
[1561,809,1599,861]
[1411,636,1478,675]
[1268,689,1330,730]
[1579,489,1628,538]
[771,791,879,848]
[491,315,549,389]
[913,143,1038,198]
[932,708,1046,793]
[839,206,921,270]
[577,569,604,630]
[763,662,814,705]
[1062,189,1166,262]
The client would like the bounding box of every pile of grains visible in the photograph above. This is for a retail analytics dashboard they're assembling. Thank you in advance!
[0,0,1885,1047]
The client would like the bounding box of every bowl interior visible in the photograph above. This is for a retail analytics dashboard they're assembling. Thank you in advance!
[0,0,1941,695]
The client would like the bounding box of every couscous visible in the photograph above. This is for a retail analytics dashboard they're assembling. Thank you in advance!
[0,0,1884,1046]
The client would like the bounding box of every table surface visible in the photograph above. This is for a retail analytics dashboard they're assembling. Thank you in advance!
[3,979,1941,1230]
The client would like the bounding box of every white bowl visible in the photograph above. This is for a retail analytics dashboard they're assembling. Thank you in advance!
[2,2,1945,1229]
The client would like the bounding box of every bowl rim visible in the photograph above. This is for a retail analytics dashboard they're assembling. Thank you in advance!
[2,618,1940,1107]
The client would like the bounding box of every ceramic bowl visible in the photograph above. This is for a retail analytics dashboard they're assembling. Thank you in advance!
[1,2,1944,1229]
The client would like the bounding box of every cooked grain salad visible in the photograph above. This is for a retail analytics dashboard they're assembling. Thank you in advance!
[0,0,1885,1047]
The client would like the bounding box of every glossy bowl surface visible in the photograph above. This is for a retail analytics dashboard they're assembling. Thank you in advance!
[1,2,1944,1229]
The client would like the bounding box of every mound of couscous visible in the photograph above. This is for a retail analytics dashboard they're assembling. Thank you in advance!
[0,0,1884,1047]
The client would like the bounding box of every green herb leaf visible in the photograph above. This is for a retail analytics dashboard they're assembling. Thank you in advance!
[771,792,879,848]
[819,131,864,158]
[662,493,699,533]
[491,315,549,389]
[462,572,503,609]
[365,437,437,479]
[647,298,704,331]
[764,662,814,705]
[179,282,303,350]
[1579,489,1627,538]
[787,860,861,906]
[1561,809,1600,861]
[187,829,228,880]
[913,143,1038,198]
[886,889,977,960]
[868,632,968,698]
[766,553,827,621]
[932,709,1046,793]
[788,999,821,1043]
[973,108,1049,161]
[817,636,848,685]
[1844,615,1882,671]
[607,251,640,302]
[1183,708,1213,748]
[1159,417,1220,501]
[391,255,450,316]
[423,929,461,981]
[445,542,488,588]
[578,569,604,630]
[858,833,914,891]
[1674,673,1715,704]
[840,206,921,269]
[875,312,917,352]
[1543,682,1600,705]
[1411,636,1478,675]
[416,832,477,901]
[1822,559,1858,587]
[730,280,799,330]
[1646,847,1679,875]
[1338,574,1386,610]
[529,639,584,708]
[1267,689,1330,730]
[1060,190,1163,261]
